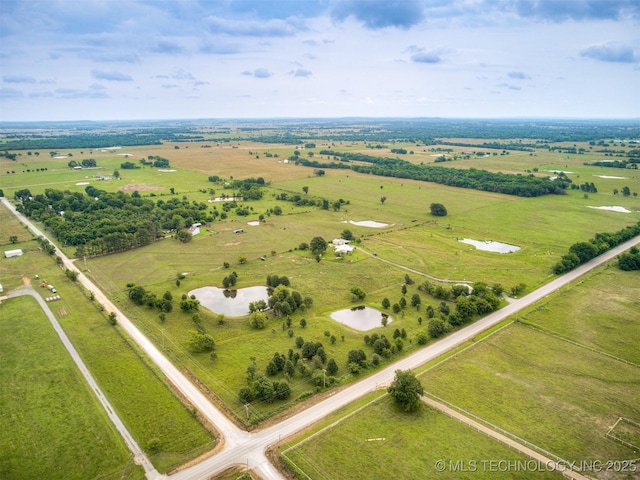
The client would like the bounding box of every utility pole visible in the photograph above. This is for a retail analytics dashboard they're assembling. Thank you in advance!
[244,403,250,421]
[322,368,326,388]
[161,328,164,348]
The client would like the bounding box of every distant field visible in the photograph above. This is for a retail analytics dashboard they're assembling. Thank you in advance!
[0,296,142,480]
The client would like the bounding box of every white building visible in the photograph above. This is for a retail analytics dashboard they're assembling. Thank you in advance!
[4,249,23,258]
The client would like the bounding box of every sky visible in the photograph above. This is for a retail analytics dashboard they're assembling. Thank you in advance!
[1,0,639,121]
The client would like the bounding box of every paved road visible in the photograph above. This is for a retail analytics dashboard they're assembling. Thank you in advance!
[3,197,639,480]
[3,287,159,479]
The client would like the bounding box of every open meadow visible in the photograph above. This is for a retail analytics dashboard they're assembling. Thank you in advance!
[1,121,639,473]
[0,296,142,480]
[277,260,640,480]
[0,205,216,474]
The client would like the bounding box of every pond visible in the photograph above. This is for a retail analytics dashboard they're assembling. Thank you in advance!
[330,306,392,331]
[348,220,389,228]
[459,238,521,254]
[188,286,269,316]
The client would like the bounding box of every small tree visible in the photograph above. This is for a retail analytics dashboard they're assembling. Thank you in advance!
[388,369,424,412]
[430,203,447,217]
[350,286,367,301]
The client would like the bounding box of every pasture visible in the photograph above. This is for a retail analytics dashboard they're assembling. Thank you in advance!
[4,136,638,424]
[278,260,640,480]
[0,215,216,474]
[0,296,143,480]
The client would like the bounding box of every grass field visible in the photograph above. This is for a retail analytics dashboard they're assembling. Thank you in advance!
[278,261,640,480]
[0,210,216,473]
[6,138,637,424]
[0,296,143,480]
[280,395,562,480]
[2,134,639,473]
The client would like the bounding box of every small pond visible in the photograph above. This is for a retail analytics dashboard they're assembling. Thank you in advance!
[188,286,269,316]
[588,206,631,213]
[330,306,392,331]
[349,220,389,228]
[459,238,521,254]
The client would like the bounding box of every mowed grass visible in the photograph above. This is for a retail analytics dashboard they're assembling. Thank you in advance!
[520,266,640,364]
[421,322,639,466]
[0,235,215,473]
[0,296,143,480]
[280,395,562,480]
[279,262,640,480]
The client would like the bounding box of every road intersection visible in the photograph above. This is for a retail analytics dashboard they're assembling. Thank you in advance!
[3,196,638,480]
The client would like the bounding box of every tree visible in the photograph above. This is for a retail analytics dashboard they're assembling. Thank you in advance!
[249,311,267,329]
[380,196,387,204]
[430,203,447,216]
[326,358,338,375]
[310,236,328,255]
[186,330,215,353]
[428,318,447,338]
[9,235,18,244]
[341,229,354,241]
[411,293,421,308]
[382,297,391,309]
[387,369,424,412]
[302,186,309,194]
[350,286,367,301]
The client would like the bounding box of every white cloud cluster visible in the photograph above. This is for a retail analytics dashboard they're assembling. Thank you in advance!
[0,0,638,120]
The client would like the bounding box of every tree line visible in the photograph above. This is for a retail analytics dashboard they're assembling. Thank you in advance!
[552,221,640,274]
[298,151,570,197]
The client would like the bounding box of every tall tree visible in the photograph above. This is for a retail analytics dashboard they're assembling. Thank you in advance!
[387,369,424,412]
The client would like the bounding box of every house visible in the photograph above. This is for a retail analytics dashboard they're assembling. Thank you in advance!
[4,249,23,258]
[332,238,350,246]
[188,223,201,236]
[335,244,355,255]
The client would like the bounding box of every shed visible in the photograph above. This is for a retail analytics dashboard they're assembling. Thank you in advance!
[233,229,245,234]
[4,249,24,258]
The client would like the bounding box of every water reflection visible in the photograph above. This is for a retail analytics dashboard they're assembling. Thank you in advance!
[188,286,269,316]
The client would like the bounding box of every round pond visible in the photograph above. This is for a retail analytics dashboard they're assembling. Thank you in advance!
[330,306,392,331]
[188,286,269,316]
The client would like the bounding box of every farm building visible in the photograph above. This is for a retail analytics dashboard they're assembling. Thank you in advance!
[332,238,350,246]
[188,223,201,236]
[4,249,23,258]
[335,244,355,255]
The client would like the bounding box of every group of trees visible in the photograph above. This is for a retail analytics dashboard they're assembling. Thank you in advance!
[239,337,339,406]
[67,158,97,168]
[127,284,174,313]
[618,246,640,271]
[14,187,213,257]
[553,221,640,274]
[415,280,502,335]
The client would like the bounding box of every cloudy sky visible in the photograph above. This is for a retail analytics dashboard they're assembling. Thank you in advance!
[1,0,639,121]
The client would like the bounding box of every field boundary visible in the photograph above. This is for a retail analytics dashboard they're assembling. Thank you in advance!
[519,320,640,368]
[606,417,640,451]
[422,393,589,480]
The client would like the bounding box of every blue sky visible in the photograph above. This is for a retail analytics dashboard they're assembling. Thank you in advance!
[1,0,639,121]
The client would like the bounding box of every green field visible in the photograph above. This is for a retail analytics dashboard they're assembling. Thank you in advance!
[280,395,562,480]
[278,261,640,479]
[0,209,215,473]
[2,125,639,475]
[0,296,142,480]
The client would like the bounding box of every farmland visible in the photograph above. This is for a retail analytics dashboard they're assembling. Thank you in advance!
[1,118,639,477]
